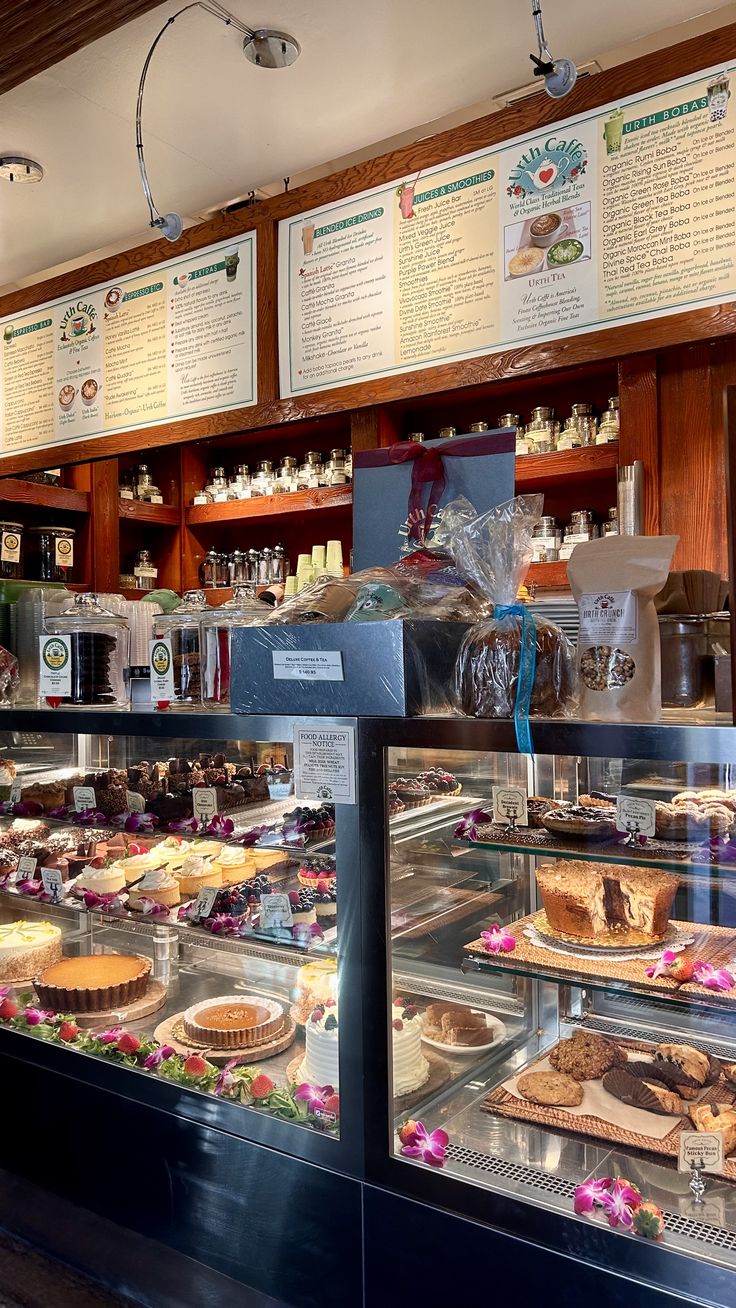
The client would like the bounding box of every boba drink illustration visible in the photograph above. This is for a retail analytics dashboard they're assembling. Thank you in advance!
[397,170,422,220]
[708,74,730,123]
[301,223,315,255]
[603,108,624,155]
[224,249,240,281]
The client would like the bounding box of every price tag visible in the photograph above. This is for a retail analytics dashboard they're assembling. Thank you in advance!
[273,651,344,682]
[149,495,164,505]
[39,635,72,697]
[678,1130,725,1173]
[9,782,21,804]
[192,885,218,919]
[492,786,529,827]
[17,856,37,878]
[192,495,208,506]
[119,489,134,501]
[616,795,657,838]
[260,892,294,930]
[41,867,64,902]
[126,791,145,813]
[294,724,356,805]
[192,788,218,823]
[149,638,175,700]
[73,786,96,811]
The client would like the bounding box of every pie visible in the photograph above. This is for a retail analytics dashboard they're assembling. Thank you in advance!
[183,994,283,1049]
[541,805,617,840]
[517,1070,583,1106]
[35,953,151,1012]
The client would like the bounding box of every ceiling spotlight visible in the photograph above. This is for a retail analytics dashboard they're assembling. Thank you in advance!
[529,0,577,100]
[0,156,44,184]
[136,3,300,242]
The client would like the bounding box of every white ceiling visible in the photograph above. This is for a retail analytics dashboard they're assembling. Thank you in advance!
[0,0,733,293]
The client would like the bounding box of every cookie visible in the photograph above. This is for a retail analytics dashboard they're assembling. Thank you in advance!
[549,1030,624,1081]
[602,1067,683,1116]
[517,1070,583,1106]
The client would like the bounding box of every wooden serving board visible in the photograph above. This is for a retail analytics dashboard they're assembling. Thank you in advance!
[49,979,169,1029]
[465,915,736,1006]
[483,1035,736,1182]
[154,1011,297,1064]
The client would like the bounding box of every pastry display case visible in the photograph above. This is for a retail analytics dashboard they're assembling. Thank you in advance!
[359,718,736,1305]
[0,711,361,1175]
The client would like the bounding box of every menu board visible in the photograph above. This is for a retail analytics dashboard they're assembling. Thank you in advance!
[279,62,736,397]
[0,234,256,458]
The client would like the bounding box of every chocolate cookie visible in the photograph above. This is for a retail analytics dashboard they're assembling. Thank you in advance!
[602,1067,683,1116]
[549,1030,624,1081]
[517,1070,584,1106]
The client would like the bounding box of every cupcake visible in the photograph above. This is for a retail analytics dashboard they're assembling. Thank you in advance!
[210,846,251,886]
[128,868,180,909]
[175,855,222,898]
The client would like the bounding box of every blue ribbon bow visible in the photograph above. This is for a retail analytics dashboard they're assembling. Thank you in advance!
[493,603,536,754]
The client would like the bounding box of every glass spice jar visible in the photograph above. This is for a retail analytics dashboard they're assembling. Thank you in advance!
[0,521,23,580]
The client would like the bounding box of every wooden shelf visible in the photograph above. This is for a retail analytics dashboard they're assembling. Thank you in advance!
[0,479,90,513]
[186,484,352,525]
[515,443,618,488]
[118,500,180,526]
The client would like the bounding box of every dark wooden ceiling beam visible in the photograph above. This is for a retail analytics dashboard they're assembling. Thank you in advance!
[1,0,166,97]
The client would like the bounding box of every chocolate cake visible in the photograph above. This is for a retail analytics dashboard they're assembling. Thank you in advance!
[535,859,679,942]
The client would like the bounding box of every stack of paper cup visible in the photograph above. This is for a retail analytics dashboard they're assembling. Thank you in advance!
[326,540,344,575]
[312,544,327,574]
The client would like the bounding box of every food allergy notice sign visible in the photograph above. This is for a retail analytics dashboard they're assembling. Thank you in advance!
[294,725,356,804]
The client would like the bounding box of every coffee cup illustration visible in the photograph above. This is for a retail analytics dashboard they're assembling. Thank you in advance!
[529,157,567,190]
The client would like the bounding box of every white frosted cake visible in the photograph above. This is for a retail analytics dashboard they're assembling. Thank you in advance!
[299,1001,339,1087]
[75,864,126,895]
[0,920,62,981]
[391,1002,429,1096]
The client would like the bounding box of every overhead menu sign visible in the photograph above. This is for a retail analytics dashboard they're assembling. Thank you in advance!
[0,234,256,458]
[279,62,736,397]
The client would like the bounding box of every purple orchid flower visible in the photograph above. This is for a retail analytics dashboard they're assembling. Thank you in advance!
[24,1007,53,1026]
[80,889,126,912]
[599,1181,641,1229]
[645,948,678,981]
[400,1121,449,1167]
[573,1177,613,1215]
[481,923,516,955]
[294,1082,335,1115]
[134,896,171,917]
[206,815,234,839]
[15,877,45,897]
[237,823,270,847]
[0,870,14,891]
[48,805,71,820]
[111,811,159,833]
[11,800,44,818]
[69,808,108,826]
[98,1026,125,1044]
[692,961,736,991]
[292,920,324,942]
[167,816,199,834]
[213,1058,239,1097]
[454,807,494,842]
[705,835,736,864]
[143,1044,176,1070]
[204,913,240,936]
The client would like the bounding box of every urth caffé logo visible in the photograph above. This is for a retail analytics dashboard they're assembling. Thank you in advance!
[507,133,587,198]
[59,298,97,344]
[595,594,616,610]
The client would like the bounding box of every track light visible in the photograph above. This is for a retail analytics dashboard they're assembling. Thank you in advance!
[136,2,300,242]
[529,0,577,100]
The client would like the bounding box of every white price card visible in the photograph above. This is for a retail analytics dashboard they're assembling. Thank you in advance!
[73,786,96,812]
[260,892,294,930]
[192,885,218,919]
[9,782,21,804]
[678,1130,725,1174]
[38,635,72,697]
[16,856,37,879]
[149,638,175,700]
[294,724,356,805]
[616,795,657,838]
[41,867,64,902]
[126,791,145,813]
[272,651,344,682]
[492,786,528,827]
[192,788,218,823]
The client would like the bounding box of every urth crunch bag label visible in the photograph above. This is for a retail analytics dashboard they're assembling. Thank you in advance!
[568,535,677,722]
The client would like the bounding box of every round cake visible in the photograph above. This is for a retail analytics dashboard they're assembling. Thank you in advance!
[127,868,180,909]
[298,859,336,892]
[210,847,250,886]
[299,1001,339,1087]
[74,864,126,895]
[391,1002,429,1096]
[175,855,222,898]
[35,952,151,1012]
[0,920,62,981]
[183,994,283,1049]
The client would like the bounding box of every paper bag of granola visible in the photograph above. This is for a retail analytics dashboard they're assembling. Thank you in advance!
[568,535,678,722]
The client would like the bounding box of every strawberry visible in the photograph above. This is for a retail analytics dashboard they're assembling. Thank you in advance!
[667,956,694,983]
[183,1054,209,1077]
[0,997,18,1020]
[116,1032,141,1055]
[392,1018,404,1031]
[251,1073,275,1099]
[323,1093,340,1117]
[398,1119,418,1146]
[58,1021,78,1042]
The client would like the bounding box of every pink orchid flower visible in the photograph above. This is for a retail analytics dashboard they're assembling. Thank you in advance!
[167,816,199,834]
[135,896,171,917]
[24,1007,54,1025]
[213,1058,240,1097]
[645,948,678,980]
[294,1082,334,1115]
[400,1121,449,1167]
[481,924,516,955]
[0,986,9,1003]
[206,815,234,839]
[573,1177,612,1215]
[143,1044,176,1070]
[80,889,125,912]
[99,1026,124,1044]
[693,961,735,991]
[599,1181,641,1228]
[454,808,494,842]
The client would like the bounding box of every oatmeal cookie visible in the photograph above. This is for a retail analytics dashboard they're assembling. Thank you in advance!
[549,1030,624,1081]
[517,1070,584,1106]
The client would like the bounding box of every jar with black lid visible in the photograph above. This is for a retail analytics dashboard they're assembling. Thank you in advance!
[0,522,23,579]
[27,525,75,582]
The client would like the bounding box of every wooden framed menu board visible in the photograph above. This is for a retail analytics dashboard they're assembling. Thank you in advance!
[279,61,736,398]
[0,233,256,458]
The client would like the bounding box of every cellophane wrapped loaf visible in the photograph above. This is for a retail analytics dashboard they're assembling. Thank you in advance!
[446,495,577,719]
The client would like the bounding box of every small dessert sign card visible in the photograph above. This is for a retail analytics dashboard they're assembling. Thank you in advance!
[616,795,657,838]
[678,1130,725,1173]
[492,786,528,827]
[192,788,218,823]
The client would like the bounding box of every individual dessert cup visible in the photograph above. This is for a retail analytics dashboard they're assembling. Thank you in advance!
[183,995,284,1050]
[535,859,679,944]
[297,858,336,893]
[153,836,192,865]
[210,846,251,886]
[314,889,337,926]
[35,952,151,1012]
[74,864,126,896]
[175,855,222,898]
[127,868,180,909]
[299,1000,339,1087]
[0,920,62,981]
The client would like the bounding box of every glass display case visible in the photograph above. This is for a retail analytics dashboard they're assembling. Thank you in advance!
[364,719,736,1300]
[0,713,358,1167]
